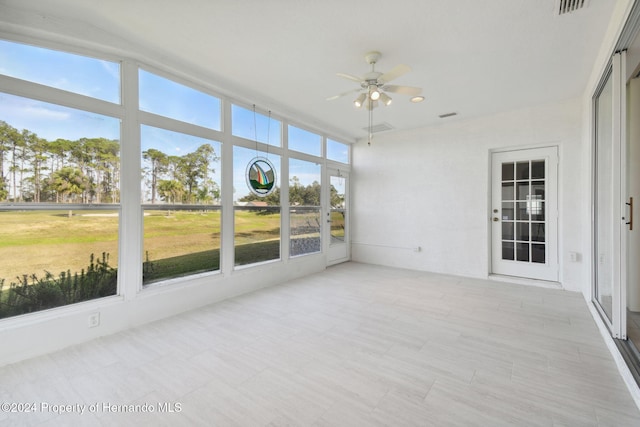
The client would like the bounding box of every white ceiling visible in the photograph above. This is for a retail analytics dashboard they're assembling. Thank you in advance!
[0,0,619,142]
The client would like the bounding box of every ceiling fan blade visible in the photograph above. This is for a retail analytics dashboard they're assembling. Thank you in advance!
[378,64,411,84]
[383,85,422,96]
[326,88,361,101]
[336,72,363,83]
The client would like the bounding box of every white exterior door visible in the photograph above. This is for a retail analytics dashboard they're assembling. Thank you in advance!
[491,146,558,281]
[325,169,349,265]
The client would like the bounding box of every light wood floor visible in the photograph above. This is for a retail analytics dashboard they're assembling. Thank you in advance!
[1,262,640,426]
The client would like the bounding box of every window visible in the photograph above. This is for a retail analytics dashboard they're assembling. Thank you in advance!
[289,158,321,257]
[233,146,281,266]
[0,36,353,320]
[0,94,120,318]
[327,138,350,164]
[139,69,221,130]
[231,104,281,147]
[288,125,321,157]
[0,39,120,103]
[141,125,222,284]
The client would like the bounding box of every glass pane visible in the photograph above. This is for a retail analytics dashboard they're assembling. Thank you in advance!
[531,181,545,199]
[516,222,530,241]
[330,175,346,244]
[289,158,321,257]
[517,243,530,262]
[290,208,321,256]
[502,241,514,260]
[531,161,545,179]
[502,183,514,201]
[141,125,221,205]
[516,202,529,220]
[531,202,546,221]
[288,125,321,157]
[140,127,221,285]
[516,182,530,200]
[595,72,614,321]
[0,210,118,319]
[139,69,221,130]
[532,244,545,263]
[516,161,529,180]
[327,139,349,163]
[501,202,514,220]
[143,208,220,284]
[233,146,281,266]
[502,162,514,181]
[531,223,545,242]
[0,93,121,204]
[502,222,514,240]
[0,40,120,103]
[232,104,281,147]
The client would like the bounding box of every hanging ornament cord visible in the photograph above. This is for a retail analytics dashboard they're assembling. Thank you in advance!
[266,110,271,160]
[252,104,272,158]
[253,104,259,158]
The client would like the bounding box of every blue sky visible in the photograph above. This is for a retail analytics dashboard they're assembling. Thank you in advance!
[0,92,120,141]
[1,39,347,200]
[0,39,119,103]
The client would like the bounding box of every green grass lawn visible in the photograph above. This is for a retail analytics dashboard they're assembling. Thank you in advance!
[0,209,284,286]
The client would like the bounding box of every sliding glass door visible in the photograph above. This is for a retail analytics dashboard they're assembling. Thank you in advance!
[593,52,627,339]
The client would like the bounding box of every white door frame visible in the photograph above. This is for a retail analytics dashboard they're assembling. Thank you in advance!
[490,146,559,282]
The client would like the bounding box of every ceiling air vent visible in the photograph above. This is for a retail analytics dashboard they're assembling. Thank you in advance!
[363,122,394,133]
[557,0,588,15]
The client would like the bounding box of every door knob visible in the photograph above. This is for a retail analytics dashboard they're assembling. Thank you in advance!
[493,217,499,222]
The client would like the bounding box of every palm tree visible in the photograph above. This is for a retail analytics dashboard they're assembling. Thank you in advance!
[51,166,89,203]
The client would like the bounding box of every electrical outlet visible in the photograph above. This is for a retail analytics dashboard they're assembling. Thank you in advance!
[88,312,100,328]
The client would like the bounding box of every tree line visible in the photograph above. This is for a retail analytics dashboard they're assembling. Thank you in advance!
[0,120,344,206]
[0,120,220,204]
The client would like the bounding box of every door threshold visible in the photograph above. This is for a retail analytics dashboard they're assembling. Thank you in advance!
[488,274,562,289]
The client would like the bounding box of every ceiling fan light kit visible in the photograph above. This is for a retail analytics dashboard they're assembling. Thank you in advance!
[327,51,424,145]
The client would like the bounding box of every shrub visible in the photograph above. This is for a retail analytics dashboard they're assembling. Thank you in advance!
[0,253,117,319]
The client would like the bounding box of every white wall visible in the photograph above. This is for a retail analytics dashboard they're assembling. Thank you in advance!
[351,98,585,291]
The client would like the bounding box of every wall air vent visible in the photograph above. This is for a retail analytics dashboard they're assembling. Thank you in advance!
[363,122,394,133]
[557,0,588,15]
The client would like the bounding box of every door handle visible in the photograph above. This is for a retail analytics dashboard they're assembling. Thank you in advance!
[626,197,633,230]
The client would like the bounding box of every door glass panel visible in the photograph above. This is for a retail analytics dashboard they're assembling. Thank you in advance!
[516,222,529,241]
[594,71,614,321]
[516,162,529,179]
[502,223,514,240]
[502,162,514,180]
[531,244,545,263]
[329,175,346,244]
[501,159,546,263]
[501,202,514,220]
[516,202,529,220]
[531,181,545,198]
[502,242,515,260]
[502,183,514,200]
[531,161,545,179]
[516,182,530,200]
[531,223,545,242]
[517,243,530,261]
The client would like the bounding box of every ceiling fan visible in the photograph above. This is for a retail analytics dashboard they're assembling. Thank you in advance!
[327,51,423,110]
